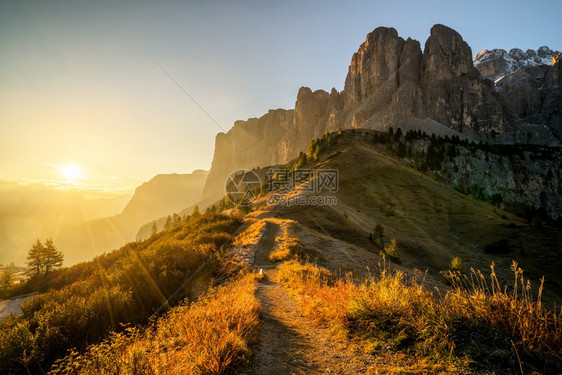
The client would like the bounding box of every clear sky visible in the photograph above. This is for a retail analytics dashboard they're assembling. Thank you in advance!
[1,0,560,193]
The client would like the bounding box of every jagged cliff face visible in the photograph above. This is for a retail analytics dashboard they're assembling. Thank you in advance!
[341,25,511,134]
[474,46,559,81]
[419,26,511,134]
[437,147,562,221]
[204,109,293,198]
[474,50,562,140]
[203,24,560,204]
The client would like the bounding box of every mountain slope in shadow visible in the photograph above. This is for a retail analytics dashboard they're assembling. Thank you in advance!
[54,170,208,265]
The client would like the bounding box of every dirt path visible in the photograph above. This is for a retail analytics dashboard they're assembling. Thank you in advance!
[241,221,374,374]
[253,221,278,268]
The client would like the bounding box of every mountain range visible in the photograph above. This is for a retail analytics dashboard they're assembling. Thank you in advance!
[202,24,561,223]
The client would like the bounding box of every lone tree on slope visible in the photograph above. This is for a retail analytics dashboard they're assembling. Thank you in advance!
[26,239,64,278]
[42,239,63,278]
[26,239,45,277]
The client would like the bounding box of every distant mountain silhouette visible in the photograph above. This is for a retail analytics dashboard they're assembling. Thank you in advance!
[52,171,208,265]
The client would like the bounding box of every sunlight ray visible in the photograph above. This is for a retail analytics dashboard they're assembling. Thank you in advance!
[82,199,116,330]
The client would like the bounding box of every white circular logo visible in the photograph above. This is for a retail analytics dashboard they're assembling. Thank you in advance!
[224,169,262,206]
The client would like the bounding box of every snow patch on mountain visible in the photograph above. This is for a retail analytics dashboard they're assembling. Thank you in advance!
[474,46,559,81]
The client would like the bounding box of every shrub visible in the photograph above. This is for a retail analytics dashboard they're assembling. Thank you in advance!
[269,248,292,262]
[269,225,303,263]
[0,214,243,374]
[450,257,464,272]
[380,238,400,263]
[50,273,261,375]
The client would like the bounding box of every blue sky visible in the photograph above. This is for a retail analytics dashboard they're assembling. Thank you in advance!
[1,0,560,192]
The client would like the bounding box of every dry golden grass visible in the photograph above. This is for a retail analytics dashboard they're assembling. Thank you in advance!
[269,223,302,262]
[50,273,262,375]
[278,259,562,374]
[232,219,266,247]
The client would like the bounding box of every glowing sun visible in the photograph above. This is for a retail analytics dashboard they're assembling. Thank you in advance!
[60,165,82,181]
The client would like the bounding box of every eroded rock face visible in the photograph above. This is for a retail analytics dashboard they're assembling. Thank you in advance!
[344,27,407,110]
[484,51,562,140]
[203,109,293,197]
[422,24,474,79]
[203,88,344,197]
[342,24,512,134]
[420,25,511,134]
[437,146,562,221]
[543,55,562,137]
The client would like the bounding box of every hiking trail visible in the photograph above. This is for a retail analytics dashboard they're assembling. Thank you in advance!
[241,220,373,374]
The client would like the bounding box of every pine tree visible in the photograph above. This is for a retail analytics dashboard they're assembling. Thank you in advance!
[192,205,201,218]
[151,222,158,236]
[26,239,44,277]
[164,215,172,230]
[313,144,321,161]
[294,152,306,170]
[396,142,407,158]
[383,238,400,263]
[307,139,316,159]
[42,239,63,277]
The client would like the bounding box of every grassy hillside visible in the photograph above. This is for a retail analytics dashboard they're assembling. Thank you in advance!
[277,259,561,374]
[255,129,562,304]
[0,213,242,374]
[50,273,261,375]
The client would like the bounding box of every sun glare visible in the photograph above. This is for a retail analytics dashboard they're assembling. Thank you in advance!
[60,165,82,181]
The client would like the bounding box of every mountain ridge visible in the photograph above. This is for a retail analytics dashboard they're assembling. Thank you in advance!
[474,46,560,81]
[203,24,561,212]
[52,171,209,265]
[474,48,562,139]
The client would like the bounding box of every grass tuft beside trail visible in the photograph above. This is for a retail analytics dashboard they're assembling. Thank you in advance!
[278,259,562,374]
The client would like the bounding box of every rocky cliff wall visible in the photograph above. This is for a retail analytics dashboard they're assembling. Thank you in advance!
[202,24,560,207]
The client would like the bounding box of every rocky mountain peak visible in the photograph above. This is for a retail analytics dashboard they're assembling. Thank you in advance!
[473,43,561,141]
[422,24,474,79]
[344,26,408,110]
[474,45,560,81]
